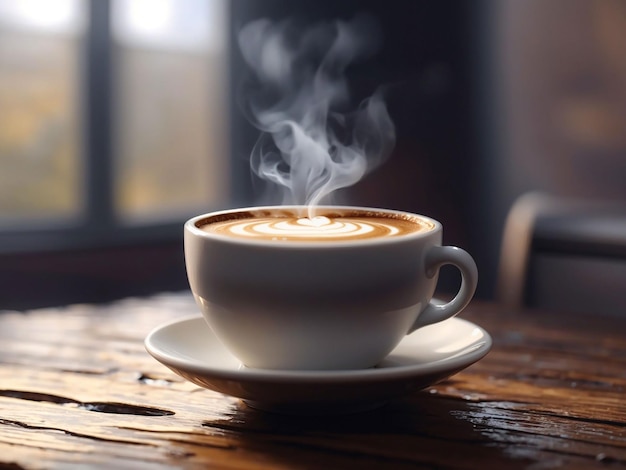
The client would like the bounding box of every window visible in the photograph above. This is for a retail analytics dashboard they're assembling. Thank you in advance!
[0,0,229,308]
[0,0,229,250]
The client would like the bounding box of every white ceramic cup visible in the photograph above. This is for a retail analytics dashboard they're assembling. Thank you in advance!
[184,205,478,370]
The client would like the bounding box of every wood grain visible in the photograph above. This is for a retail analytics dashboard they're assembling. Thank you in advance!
[1,293,625,469]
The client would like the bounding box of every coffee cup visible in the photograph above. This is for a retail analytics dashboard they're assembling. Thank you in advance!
[184,205,478,370]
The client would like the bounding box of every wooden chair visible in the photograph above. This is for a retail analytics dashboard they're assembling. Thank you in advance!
[496,192,626,316]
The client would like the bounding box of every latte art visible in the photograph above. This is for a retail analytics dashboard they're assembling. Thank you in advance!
[199,211,432,242]
[227,216,400,240]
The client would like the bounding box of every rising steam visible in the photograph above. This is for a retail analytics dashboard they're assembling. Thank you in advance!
[238,16,396,217]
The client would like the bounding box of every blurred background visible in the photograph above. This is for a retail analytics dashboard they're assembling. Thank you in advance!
[1,0,626,311]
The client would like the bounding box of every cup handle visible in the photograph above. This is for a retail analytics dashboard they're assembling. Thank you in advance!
[408,246,478,333]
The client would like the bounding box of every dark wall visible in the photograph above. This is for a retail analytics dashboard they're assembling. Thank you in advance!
[1,241,188,311]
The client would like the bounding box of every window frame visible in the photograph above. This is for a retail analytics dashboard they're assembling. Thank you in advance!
[0,0,245,256]
[0,0,251,309]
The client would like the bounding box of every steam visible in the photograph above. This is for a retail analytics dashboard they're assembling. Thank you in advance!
[238,16,396,218]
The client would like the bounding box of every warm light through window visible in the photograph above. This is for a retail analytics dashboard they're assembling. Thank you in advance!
[112,0,224,52]
[0,0,83,34]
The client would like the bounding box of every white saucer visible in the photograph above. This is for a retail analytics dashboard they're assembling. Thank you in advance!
[145,316,492,414]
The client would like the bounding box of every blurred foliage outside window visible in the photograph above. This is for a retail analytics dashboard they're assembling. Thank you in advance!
[112,0,228,220]
[0,0,84,222]
[0,0,228,228]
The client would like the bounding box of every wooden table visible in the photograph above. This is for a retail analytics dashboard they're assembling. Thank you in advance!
[1,293,624,469]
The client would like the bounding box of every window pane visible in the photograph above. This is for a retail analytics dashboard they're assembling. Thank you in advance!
[0,0,85,222]
[112,0,228,220]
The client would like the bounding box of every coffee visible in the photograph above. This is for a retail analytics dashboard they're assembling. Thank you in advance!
[185,205,477,369]
[197,209,434,242]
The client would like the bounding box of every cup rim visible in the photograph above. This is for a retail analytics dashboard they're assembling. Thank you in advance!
[185,205,442,248]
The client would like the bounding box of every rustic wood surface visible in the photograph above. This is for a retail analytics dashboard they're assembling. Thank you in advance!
[0,293,625,469]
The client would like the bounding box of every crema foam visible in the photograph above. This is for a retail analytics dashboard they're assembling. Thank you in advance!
[198,210,433,242]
